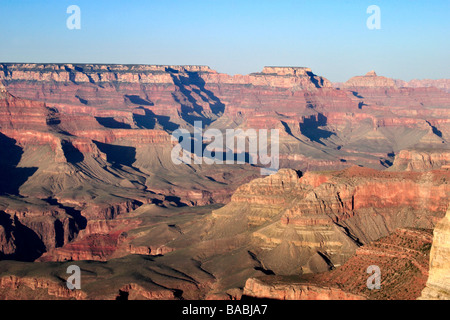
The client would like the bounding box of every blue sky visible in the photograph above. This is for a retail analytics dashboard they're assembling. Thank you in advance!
[0,0,448,82]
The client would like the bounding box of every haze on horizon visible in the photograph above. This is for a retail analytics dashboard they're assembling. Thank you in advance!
[0,0,448,82]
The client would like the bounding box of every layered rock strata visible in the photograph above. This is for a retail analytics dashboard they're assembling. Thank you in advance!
[420,206,450,299]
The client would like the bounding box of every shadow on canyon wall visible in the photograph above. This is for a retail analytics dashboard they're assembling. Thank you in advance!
[299,113,335,145]
[93,140,137,168]
[95,117,132,129]
[133,107,179,132]
[0,211,46,261]
[167,67,225,126]
[0,132,37,195]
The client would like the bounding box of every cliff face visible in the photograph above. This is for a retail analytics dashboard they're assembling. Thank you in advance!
[420,206,450,299]
[0,78,259,261]
[0,166,448,299]
[390,149,450,171]
[344,70,397,88]
[0,274,181,300]
[309,228,434,300]
[0,196,82,261]
[244,227,433,300]
[0,254,213,300]
[0,275,87,300]
[0,64,330,89]
[243,277,365,300]
[1,63,449,174]
[205,167,450,275]
[395,79,450,93]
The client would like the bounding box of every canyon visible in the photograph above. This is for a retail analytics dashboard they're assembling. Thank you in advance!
[0,64,449,300]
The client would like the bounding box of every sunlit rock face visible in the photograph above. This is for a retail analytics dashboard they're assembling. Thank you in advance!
[420,206,450,300]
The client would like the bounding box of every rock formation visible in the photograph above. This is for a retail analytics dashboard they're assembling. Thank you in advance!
[343,70,397,88]
[244,228,433,300]
[243,277,366,300]
[1,63,449,175]
[395,79,450,93]
[420,206,450,299]
[390,149,450,171]
[202,166,449,278]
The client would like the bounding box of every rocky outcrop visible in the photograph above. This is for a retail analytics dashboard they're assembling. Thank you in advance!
[0,196,83,261]
[390,149,450,171]
[205,167,450,275]
[117,283,176,300]
[395,79,450,93]
[243,277,366,300]
[242,227,433,300]
[0,88,53,131]
[344,70,397,88]
[308,228,433,300]
[0,275,182,300]
[0,253,213,300]
[420,206,450,299]
[127,244,174,256]
[36,200,143,261]
[0,275,87,300]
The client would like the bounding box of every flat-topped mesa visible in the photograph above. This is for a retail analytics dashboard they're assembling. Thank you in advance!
[148,65,216,74]
[343,70,397,88]
[172,65,216,73]
[1,62,328,85]
[0,63,218,86]
[246,66,331,89]
[260,66,313,76]
[0,63,216,74]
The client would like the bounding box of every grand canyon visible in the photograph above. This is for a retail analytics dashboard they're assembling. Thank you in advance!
[0,63,449,300]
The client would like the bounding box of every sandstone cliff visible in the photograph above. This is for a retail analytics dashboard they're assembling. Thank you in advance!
[202,167,450,279]
[343,71,397,88]
[395,79,450,93]
[420,206,450,299]
[390,149,450,171]
[1,63,450,174]
[243,228,433,300]
[243,277,365,300]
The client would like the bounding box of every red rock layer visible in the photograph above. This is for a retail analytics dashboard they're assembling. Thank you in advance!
[420,206,450,299]
[243,228,433,300]
[2,64,450,171]
[395,79,450,93]
[207,167,450,275]
[307,228,434,300]
[243,277,365,300]
[0,275,86,300]
[390,149,450,171]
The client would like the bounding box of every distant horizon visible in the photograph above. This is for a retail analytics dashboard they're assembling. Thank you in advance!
[0,61,448,83]
[1,0,449,82]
